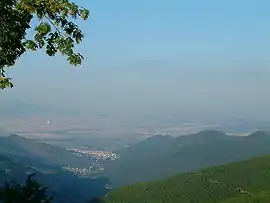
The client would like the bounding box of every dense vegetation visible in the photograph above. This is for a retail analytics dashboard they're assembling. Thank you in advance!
[103,155,270,203]
[0,0,89,89]
[102,130,270,187]
[0,175,53,203]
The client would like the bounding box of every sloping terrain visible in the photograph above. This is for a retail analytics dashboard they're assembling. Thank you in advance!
[0,134,90,168]
[103,155,270,203]
[0,154,108,203]
[102,130,270,187]
[0,134,110,202]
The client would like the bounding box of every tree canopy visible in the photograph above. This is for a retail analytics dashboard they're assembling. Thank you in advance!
[0,0,89,89]
[0,174,53,203]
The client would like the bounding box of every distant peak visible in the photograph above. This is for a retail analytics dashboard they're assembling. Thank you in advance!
[147,134,171,140]
[193,130,226,137]
[8,134,26,140]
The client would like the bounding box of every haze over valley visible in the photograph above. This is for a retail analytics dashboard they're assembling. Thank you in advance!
[2,1,270,203]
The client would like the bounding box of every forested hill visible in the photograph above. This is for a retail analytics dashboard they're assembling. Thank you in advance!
[103,155,270,203]
[102,130,270,187]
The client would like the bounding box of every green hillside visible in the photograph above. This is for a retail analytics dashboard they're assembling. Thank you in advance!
[102,155,270,203]
[220,191,270,203]
[102,130,270,187]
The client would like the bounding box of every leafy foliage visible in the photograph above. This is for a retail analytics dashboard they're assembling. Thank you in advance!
[0,174,53,203]
[102,155,270,203]
[0,0,89,89]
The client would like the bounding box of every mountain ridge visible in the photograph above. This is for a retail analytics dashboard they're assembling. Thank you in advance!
[101,130,270,187]
[0,133,91,168]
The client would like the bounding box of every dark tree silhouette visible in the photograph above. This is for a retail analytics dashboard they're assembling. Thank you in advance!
[0,174,53,203]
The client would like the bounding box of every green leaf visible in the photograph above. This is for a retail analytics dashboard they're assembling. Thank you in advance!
[24,40,38,50]
[0,0,89,89]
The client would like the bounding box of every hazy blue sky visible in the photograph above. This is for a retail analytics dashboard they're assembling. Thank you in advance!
[3,0,270,120]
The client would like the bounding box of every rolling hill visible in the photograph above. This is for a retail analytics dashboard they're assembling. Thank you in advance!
[0,134,114,203]
[101,130,270,187]
[0,134,91,168]
[102,155,270,203]
[0,134,111,202]
[0,154,109,203]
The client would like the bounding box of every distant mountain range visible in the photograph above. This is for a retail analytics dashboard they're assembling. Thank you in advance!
[3,129,270,202]
[102,154,270,203]
[101,130,270,187]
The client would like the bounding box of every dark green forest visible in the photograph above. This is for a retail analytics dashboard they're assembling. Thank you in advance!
[4,154,270,203]
[102,130,270,187]
[102,155,270,203]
